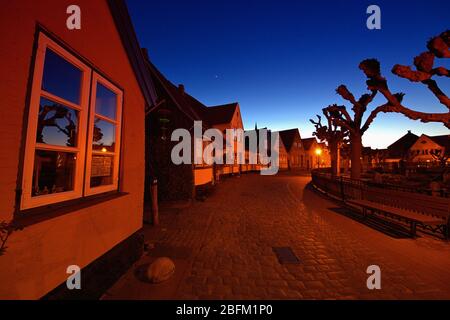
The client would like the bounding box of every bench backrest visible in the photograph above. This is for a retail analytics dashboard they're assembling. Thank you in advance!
[311,173,450,221]
[362,186,450,220]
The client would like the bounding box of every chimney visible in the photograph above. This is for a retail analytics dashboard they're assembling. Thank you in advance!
[178,84,185,95]
[407,130,411,134]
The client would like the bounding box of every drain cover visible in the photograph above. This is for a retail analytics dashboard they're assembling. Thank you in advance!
[272,247,301,264]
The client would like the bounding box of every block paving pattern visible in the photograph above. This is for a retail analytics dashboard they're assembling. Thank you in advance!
[106,173,450,300]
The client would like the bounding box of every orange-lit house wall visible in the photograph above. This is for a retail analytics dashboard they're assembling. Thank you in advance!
[0,1,146,299]
[289,139,303,169]
[303,140,331,170]
[278,141,289,170]
[194,167,214,186]
[409,135,449,163]
[213,105,244,175]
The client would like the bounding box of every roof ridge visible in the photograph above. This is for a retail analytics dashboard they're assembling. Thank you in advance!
[141,51,207,123]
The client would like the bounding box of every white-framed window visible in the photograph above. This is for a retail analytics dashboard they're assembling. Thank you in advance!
[21,33,123,210]
[85,73,123,196]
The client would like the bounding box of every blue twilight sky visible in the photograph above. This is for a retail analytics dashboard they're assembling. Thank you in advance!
[126,0,449,148]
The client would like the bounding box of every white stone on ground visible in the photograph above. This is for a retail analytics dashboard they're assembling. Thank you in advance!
[147,257,175,283]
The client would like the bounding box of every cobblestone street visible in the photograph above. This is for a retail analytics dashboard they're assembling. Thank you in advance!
[104,172,450,300]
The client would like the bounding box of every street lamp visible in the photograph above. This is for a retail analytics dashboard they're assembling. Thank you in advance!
[315,148,322,168]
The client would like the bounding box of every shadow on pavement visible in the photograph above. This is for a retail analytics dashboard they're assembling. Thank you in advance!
[327,206,411,239]
[303,183,411,239]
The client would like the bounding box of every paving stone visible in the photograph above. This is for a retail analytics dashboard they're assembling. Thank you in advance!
[104,173,450,300]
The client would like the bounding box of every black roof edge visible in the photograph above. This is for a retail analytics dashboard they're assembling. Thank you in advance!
[107,0,157,110]
[141,49,196,122]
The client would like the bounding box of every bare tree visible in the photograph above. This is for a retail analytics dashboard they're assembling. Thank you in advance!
[323,30,449,179]
[310,112,348,176]
[322,85,386,179]
[37,103,77,146]
[359,30,450,129]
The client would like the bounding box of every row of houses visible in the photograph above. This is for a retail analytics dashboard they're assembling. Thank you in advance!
[363,130,450,171]
[0,0,330,299]
[143,52,244,202]
[144,51,331,202]
[278,130,330,171]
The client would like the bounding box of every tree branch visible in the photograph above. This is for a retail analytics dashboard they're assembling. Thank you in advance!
[325,104,353,125]
[427,30,450,58]
[361,103,394,133]
[359,57,450,128]
[422,79,450,110]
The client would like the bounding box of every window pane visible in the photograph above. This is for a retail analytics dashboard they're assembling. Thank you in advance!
[90,155,114,187]
[92,118,116,152]
[32,150,76,196]
[95,83,117,119]
[36,97,79,147]
[42,49,82,104]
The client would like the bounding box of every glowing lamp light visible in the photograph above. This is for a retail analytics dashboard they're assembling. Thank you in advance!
[101,147,107,153]
[315,148,322,156]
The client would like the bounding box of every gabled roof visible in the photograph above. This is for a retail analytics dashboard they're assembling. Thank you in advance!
[420,134,450,156]
[301,137,317,151]
[142,51,240,128]
[142,50,205,122]
[387,131,419,158]
[107,0,157,109]
[204,103,239,126]
[278,129,301,152]
[429,134,450,150]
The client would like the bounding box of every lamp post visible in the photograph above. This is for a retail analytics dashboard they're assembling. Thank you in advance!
[315,148,322,168]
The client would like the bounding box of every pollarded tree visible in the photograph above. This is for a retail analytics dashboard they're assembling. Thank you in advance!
[325,30,449,179]
[322,86,400,179]
[310,111,348,177]
[359,30,450,129]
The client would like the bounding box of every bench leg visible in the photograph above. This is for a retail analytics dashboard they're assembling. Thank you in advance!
[410,221,417,238]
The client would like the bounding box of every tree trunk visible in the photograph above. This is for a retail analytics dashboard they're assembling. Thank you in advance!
[350,132,362,179]
[330,141,339,177]
[336,146,341,177]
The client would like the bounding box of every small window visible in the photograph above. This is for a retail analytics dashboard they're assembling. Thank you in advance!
[85,74,122,195]
[21,33,123,210]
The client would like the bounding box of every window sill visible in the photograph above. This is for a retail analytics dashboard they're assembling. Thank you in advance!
[14,191,129,228]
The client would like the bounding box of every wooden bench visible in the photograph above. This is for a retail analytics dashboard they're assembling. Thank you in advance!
[346,199,448,237]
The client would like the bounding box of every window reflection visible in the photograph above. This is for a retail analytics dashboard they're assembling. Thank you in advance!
[93,118,115,152]
[90,155,114,187]
[42,49,82,104]
[36,97,78,147]
[95,83,117,119]
[32,150,76,196]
